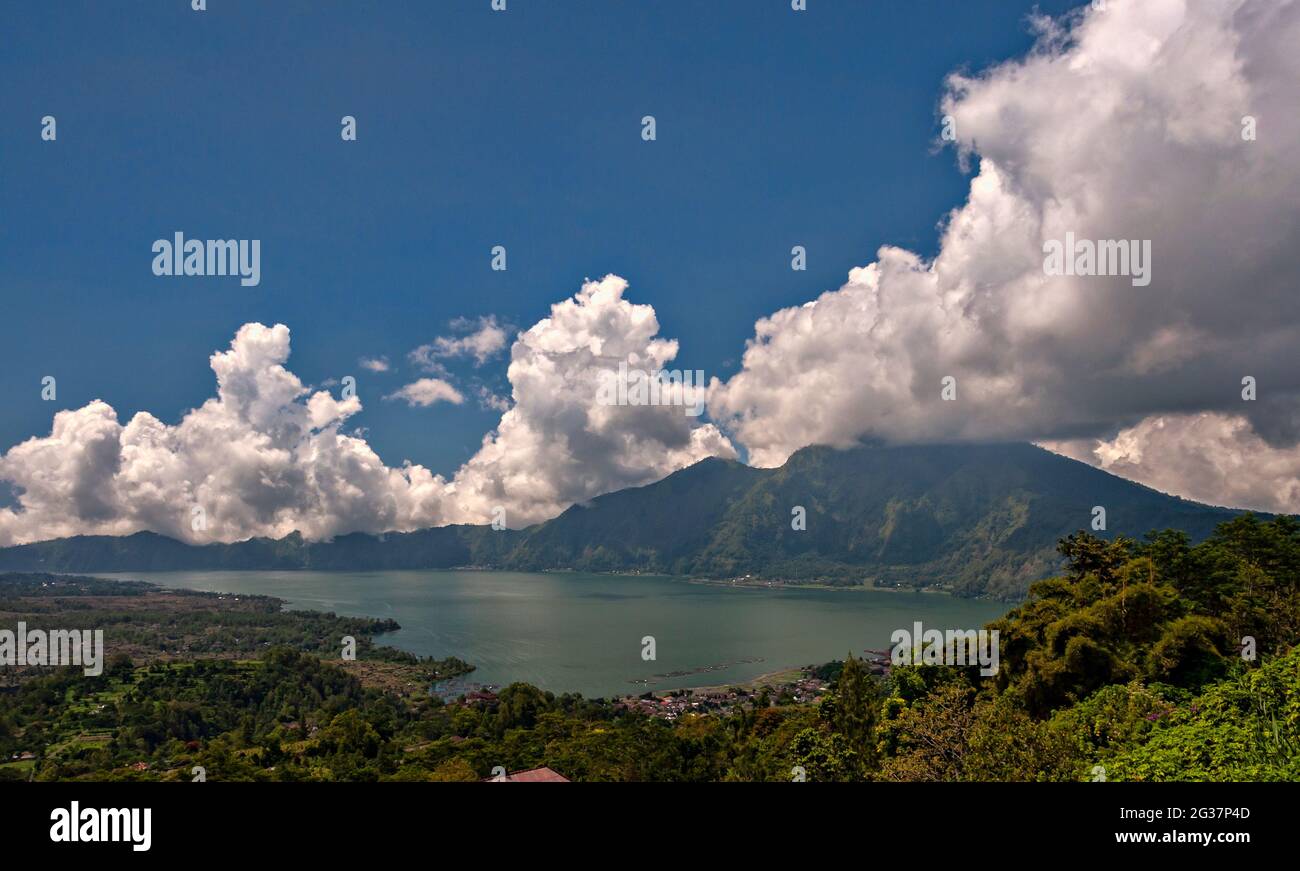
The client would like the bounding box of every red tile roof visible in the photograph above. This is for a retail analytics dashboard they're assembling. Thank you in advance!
[485,766,570,783]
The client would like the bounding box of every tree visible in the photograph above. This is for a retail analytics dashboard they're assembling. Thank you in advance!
[789,728,856,782]
[830,654,878,770]
[1058,531,1132,586]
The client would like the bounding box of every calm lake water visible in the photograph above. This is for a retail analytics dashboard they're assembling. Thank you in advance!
[99,570,1009,698]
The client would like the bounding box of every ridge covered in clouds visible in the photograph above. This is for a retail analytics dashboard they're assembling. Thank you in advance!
[2,0,1297,546]
[1043,412,1300,515]
[709,0,1300,506]
[0,279,734,545]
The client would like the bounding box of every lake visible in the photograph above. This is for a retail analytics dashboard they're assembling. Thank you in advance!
[98,570,1010,698]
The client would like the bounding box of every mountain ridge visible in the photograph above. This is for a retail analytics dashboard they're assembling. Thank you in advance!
[0,442,1256,597]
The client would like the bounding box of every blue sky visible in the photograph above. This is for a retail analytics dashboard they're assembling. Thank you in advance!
[2,0,1080,478]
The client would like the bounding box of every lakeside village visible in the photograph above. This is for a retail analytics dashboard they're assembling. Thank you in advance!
[438,651,893,723]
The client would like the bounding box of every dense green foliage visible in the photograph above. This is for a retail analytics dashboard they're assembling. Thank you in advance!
[875,514,1300,781]
[3,515,1294,782]
[0,443,1243,597]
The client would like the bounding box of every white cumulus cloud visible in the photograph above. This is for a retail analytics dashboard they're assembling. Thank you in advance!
[444,275,736,528]
[0,324,454,546]
[385,378,465,408]
[411,315,508,368]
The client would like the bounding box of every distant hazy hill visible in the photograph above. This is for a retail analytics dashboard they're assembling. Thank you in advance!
[0,443,1248,597]
[0,524,518,574]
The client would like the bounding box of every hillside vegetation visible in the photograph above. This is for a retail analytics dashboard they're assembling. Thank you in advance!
[3,515,1295,782]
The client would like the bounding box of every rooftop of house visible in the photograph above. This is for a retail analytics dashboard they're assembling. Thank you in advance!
[484,766,570,783]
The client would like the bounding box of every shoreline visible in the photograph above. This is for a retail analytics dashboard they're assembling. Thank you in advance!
[661,665,808,696]
[684,576,950,594]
